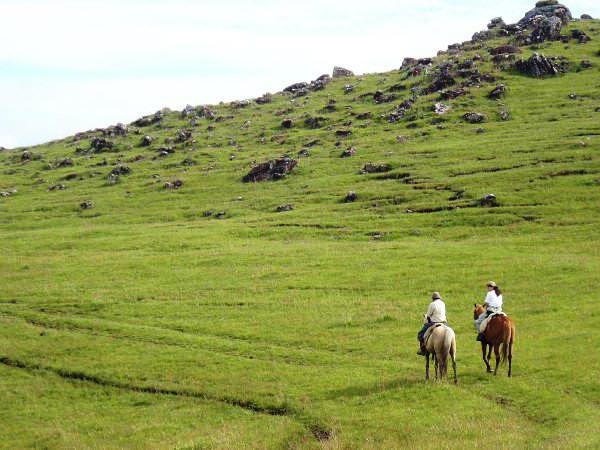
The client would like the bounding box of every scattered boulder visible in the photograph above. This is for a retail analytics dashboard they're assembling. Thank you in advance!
[48,184,66,191]
[80,200,94,210]
[571,29,591,43]
[333,66,354,78]
[341,147,356,158]
[373,90,397,104]
[157,146,175,157]
[463,112,486,124]
[283,82,309,96]
[90,138,114,152]
[304,116,326,129]
[140,135,155,147]
[580,60,593,69]
[281,119,293,129]
[242,158,298,182]
[433,103,450,114]
[488,17,506,29]
[21,150,33,161]
[276,204,294,212]
[133,111,163,127]
[499,111,511,121]
[1,188,17,197]
[335,129,353,138]
[164,180,184,189]
[439,88,468,100]
[488,84,507,99]
[56,158,74,168]
[480,194,498,207]
[490,45,521,55]
[344,84,355,94]
[514,53,561,77]
[175,130,192,143]
[110,165,131,176]
[425,71,456,93]
[344,191,357,203]
[356,112,372,120]
[360,163,392,174]
[255,93,273,105]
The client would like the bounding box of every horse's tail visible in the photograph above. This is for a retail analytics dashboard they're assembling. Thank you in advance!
[440,328,454,378]
[500,318,513,366]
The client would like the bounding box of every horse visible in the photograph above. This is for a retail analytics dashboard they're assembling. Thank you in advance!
[423,324,458,383]
[473,304,515,377]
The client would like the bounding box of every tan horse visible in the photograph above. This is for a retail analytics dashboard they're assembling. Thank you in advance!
[423,324,457,383]
[473,305,516,377]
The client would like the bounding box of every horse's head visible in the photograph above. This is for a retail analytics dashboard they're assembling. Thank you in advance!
[473,304,485,319]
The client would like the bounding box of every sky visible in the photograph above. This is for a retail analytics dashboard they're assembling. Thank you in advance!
[0,0,598,148]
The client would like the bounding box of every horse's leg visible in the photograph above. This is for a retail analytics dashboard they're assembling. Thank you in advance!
[481,342,491,373]
[486,344,493,372]
[493,344,501,376]
[425,353,430,381]
[451,340,458,384]
[434,353,439,380]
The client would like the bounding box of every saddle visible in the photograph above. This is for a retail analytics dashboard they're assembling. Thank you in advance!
[480,312,507,333]
[423,323,447,346]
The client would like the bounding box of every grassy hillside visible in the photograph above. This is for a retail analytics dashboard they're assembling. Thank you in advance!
[1,13,600,449]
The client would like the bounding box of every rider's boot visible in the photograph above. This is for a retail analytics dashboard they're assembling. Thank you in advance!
[416,340,427,356]
[476,333,485,342]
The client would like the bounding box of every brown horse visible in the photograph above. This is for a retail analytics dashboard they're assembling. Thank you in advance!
[473,305,515,377]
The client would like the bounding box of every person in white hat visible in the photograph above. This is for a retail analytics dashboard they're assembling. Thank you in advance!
[475,281,503,341]
[417,292,447,356]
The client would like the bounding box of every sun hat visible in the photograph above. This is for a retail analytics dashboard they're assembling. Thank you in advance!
[487,281,497,287]
[432,292,442,300]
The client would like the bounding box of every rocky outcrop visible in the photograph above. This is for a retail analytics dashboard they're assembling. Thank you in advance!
[514,53,562,77]
[332,66,354,78]
[519,1,572,26]
[242,158,297,182]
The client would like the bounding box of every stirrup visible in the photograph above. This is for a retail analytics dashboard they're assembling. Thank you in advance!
[476,333,484,342]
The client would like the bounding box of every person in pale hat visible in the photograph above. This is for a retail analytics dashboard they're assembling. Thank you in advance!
[417,291,448,356]
[475,281,504,341]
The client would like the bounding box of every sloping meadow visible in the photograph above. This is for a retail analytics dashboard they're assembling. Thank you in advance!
[1,15,599,449]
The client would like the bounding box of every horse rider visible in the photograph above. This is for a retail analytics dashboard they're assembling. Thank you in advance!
[475,281,503,341]
[417,292,447,356]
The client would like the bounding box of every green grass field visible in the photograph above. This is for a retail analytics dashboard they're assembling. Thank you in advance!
[1,16,600,449]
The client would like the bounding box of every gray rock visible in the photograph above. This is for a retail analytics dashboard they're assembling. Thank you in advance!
[463,112,486,124]
[488,84,507,99]
[433,103,450,114]
[488,17,506,29]
[519,1,572,27]
[80,200,94,210]
[344,191,357,203]
[276,204,294,212]
[332,66,354,78]
[140,135,155,147]
[341,147,356,158]
[242,158,298,182]
[514,53,561,77]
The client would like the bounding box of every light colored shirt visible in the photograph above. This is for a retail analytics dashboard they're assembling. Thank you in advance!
[485,291,503,309]
[425,299,447,323]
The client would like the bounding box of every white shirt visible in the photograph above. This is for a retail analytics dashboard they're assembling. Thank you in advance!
[485,291,503,309]
[425,299,447,323]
